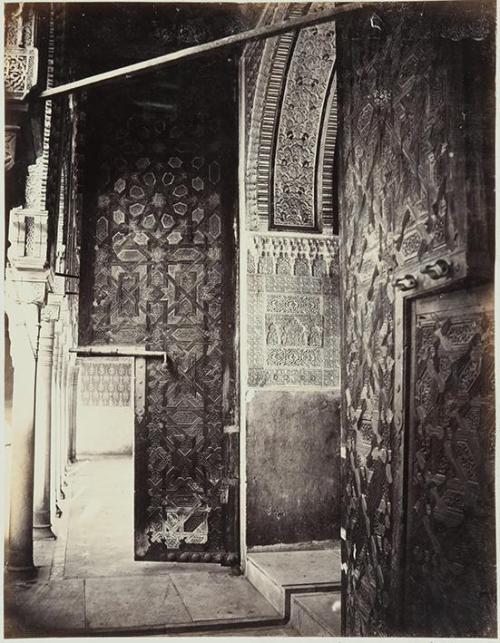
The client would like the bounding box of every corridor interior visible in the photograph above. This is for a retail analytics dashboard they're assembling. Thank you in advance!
[6,393,341,638]
[6,454,293,636]
[6,2,494,638]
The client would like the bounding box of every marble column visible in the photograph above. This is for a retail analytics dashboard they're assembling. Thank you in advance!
[51,327,62,511]
[68,360,79,463]
[33,306,59,539]
[61,357,68,494]
[5,293,43,578]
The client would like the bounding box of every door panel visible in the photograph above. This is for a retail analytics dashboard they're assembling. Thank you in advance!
[80,60,238,564]
[404,285,496,636]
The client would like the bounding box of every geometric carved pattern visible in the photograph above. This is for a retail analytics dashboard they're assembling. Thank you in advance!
[405,288,496,637]
[78,358,132,407]
[81,64,234,560]
[247,234,339,387]
[339,5,494,636]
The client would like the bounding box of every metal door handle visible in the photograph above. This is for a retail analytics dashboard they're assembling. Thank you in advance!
[394,275,417,291]
[420,259,451,279]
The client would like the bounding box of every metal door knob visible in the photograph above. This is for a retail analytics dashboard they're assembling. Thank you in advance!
[420,259,451,279]
[394,275,417,291]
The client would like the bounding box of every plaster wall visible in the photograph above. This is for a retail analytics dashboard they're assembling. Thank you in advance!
[246,390,340,547]
[76,406,133,456]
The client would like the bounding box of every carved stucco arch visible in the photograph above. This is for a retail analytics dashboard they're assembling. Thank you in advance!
[244,2,338,234]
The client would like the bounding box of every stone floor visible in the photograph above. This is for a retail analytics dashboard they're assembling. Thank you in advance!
[5,457,293,637]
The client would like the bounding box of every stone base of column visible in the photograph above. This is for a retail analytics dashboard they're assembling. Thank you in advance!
[33,509,56,539]
[5,556,37,581]
[5,566,38,581]
[33,525,56,540]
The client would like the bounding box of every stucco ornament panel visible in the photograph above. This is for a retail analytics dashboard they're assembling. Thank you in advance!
[79,358,132,407]
[273,21,336,230]
[244,3,337,233]
[244,3,302,231]
[247,234,339,387]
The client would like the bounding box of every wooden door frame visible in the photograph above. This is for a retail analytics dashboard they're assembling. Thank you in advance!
[390,269,493,631]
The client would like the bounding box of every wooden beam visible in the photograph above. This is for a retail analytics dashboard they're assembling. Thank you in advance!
[40,3,369,99]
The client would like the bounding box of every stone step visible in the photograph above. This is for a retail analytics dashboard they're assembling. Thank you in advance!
[172,624,299,636]
[245,548,341,617]
[291,591,341,636]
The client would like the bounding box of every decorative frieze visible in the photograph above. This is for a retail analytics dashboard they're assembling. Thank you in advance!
[247,233,339,387]
[273,20,336,230]
[244,3,337,234]
[78,358,132,407]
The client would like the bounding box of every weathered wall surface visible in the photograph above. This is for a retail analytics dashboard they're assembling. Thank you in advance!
[242,3,341,548]
[247,390,340,546]
[338,3,495,635]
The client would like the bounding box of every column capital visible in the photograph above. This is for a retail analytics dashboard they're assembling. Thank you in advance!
[37,315,56,368]
[5,266,48,307]
[41,299,61,323]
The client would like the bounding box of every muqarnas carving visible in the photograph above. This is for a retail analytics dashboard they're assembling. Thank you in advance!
[247,234,339,387]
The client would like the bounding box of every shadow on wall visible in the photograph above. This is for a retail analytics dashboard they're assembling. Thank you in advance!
[246,390,341,547]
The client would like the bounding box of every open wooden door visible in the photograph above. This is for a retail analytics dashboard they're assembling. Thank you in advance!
[80,57,239,565]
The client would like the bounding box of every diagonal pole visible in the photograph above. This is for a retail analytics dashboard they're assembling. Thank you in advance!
[40,3,370,99]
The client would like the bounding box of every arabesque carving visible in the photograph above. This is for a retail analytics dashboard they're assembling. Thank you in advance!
[244,3,337,233]
[247,233,339,387]
[273,20,336,230]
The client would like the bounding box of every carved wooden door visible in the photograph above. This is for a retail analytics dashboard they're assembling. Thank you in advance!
[404,285,496,636]
[80,61,239,565]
